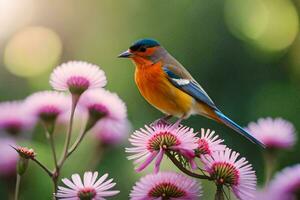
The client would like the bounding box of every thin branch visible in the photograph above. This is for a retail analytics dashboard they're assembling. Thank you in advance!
[222,186,230,200]
[14,174,21,200]
[67,130,87,157]
[198,167,208,176]
[45,131,58,171]
[58,95,78,167]
[165,151,211,180]
[32,158,53,177]
[215,185,225,200]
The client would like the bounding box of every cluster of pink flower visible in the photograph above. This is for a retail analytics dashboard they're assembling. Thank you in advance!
[0,61,130,199]
[1,60,299,200]
[125,117,298,200]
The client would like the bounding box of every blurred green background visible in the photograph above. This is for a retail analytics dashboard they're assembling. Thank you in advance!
[0,0,300,199]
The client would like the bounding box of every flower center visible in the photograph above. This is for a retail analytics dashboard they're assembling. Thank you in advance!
[147,131,180,151]
[211,162,239,186]
[67,76,90,95]
[196,139,211,156]
[78,187,96,200]
[4,120,23,135]
[149,182,186,199]
[88,104,108,120]
[38,106,61,122]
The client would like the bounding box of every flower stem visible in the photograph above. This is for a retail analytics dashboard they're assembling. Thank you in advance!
[14,174,21,200]
[46,131,58,170]
[67,118,96,157]
[32,158,53,177]
[52,170,59,198]
[215,185,225,200]
[58,94,79,167]
[67,130,88,157]
[165,151,211,180]
[264,150,277,184]
[50,135,58,169]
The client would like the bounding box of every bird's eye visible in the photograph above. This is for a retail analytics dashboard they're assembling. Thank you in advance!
[139,47,146,52]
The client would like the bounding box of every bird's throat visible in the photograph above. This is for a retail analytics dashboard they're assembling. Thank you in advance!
[131,56,154,67]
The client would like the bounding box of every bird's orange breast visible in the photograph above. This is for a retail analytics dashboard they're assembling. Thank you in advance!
[134,61,193,117]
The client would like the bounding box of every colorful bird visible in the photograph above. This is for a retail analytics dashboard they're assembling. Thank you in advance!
[119,38,265,147]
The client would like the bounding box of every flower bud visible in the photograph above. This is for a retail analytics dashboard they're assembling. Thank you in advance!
[17,157,29,175]
[12,146,36,175]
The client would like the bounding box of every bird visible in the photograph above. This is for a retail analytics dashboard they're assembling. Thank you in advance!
[118,38,265,147]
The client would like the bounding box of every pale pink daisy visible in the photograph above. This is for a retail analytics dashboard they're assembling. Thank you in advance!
[130,171,201,200]
[0,101,35,135]
[50,61,107,95]
[246,117,296,149]
[79,89,127,130]
[79,89,127,120]
[24,91,70,123]
[0,138,18,177]
[56,171,119,200]
[93,118,130,145]
[195,128,226,157]
[265,164,300,200]
[126,123,198,173]
[201,148,257,200]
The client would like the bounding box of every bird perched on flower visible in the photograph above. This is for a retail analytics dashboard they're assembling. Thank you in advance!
[119,38,264,147]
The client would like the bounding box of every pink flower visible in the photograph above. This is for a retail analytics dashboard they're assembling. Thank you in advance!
[79,89,127,121]
[25,91,70,122]
[126,123,198,173]
[246,117,296,149]
[201,148,257,200]
[265,164,300,200]
[93,118,130,145]
[0,101,35,135]
[56,171,119,200]
[0,138,18,177]
[50,61,107,95]
[195,128,225,157]
[130,171,202,200]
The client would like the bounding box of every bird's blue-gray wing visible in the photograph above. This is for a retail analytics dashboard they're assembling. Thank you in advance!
[163,66,217,110]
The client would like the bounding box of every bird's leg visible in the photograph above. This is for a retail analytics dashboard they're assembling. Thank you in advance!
[172,115,186,128]
[151,115,172,126]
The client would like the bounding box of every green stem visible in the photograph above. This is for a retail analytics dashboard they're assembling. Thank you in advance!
[67,115,98,158]
[46,132,58,170]
[215,185,224,200]
[32,158,53,177]
[58,95,79,167]
[14,174,21,200]
[52,170,59,199]
[264,150,277,184]
[67,130,88,157]
[165,151,211,180]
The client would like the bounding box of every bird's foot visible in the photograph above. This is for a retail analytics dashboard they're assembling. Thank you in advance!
[171,118,183,129]
[151,115,172,127]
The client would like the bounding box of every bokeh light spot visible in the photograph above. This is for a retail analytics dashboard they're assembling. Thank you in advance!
[225,0,299,53]
[0,0,36,40]
[288,35,300,79]
[225,0,268,40]
[4,26,62,78]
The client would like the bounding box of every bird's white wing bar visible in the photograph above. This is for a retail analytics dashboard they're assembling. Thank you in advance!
[163,66,217,110]
[171,78,190,86]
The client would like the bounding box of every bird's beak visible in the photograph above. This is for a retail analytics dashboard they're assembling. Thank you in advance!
[118,50,132,58]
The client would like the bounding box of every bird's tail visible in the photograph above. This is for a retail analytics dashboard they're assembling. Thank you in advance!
[214,110,265,148]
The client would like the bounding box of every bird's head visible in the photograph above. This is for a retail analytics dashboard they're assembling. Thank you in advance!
[118,39,164,66]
